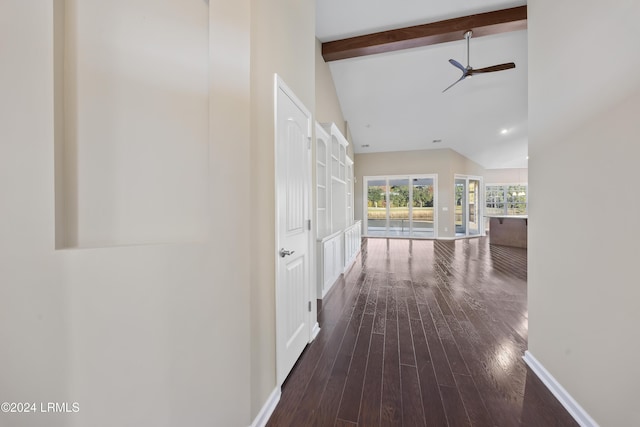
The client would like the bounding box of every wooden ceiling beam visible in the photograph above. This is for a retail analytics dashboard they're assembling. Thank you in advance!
[321,6,527,62]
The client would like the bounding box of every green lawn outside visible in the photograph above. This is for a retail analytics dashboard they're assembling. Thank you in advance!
[367,207,434,221]
[369,206,525,226]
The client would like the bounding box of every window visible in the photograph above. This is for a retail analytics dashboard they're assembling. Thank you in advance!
[486,184,527,215]
[486,185,506,215]
[365,175,437,237]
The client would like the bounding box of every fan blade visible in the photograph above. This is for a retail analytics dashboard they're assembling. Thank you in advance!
[442,74,466,93]
[448,59,466,72]
[469,62,515,75]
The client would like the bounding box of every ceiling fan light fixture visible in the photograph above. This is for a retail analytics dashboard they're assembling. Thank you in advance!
[442,30,516,93]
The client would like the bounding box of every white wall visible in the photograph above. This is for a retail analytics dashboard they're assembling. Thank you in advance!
[528,1,640,425]
[0,1,251,426]
[55,0,209,248]
[315,39,346,137]
[484,168,528,184]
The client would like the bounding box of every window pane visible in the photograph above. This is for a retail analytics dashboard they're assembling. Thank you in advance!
[486,204,505,216]
[411,177,434,237]
[486,184,527,216]
[388,178,409,236]
[468,179,480,235]
[507,185,527,214]
[455,179,466,234]
[367,179,386,236]
[365,175,438,238]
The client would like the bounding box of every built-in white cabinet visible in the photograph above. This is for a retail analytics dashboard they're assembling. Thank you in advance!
[344,220,361,269]
[315,123,330,238]
[346,157,354,226]
[321,122,349,234]
[315,122,361,299]
[317,231,343,298]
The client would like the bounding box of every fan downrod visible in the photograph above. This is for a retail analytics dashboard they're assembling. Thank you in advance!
[464,31,472,68]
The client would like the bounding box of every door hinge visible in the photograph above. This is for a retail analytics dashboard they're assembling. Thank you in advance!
[308,137,311,149]
[308,301,312,312]
[307,219,311,230]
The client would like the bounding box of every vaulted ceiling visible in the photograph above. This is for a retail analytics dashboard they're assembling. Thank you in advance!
[316,0,528,169]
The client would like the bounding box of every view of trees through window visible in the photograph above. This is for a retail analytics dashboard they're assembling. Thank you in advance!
[486,184,527,215]
[454,177,482,236]
[366,176,435,237]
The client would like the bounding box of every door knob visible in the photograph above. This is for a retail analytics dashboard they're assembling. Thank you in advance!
[279,248,295,258]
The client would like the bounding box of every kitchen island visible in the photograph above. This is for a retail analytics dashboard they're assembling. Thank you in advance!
[488,215,528,248]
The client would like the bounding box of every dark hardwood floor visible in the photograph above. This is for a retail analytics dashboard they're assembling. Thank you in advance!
[267,237,577,427]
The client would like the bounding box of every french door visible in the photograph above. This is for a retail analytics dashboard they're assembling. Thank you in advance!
[455,175,483,237]
[364,175,437,238]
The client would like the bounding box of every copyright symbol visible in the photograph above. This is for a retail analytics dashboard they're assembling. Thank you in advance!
[1,402,9,412]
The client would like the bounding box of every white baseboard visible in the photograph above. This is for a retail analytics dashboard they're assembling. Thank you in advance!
[343,249,360,274]
[249,386,281,427]
[523,351,599,427]
[310,322,321,341]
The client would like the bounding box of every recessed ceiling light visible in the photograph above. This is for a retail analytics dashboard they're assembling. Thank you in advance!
[500,129,508,135]
[432,139,442,143]
[526,155,529,160]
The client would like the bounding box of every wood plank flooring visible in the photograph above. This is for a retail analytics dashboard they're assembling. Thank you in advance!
[267,237,578,427]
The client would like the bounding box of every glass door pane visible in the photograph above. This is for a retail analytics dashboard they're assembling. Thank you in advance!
[468,179,480,235]
[411,177,434,237]
[388,178,410,236]
[455,179,466,236]
[367,179,387,236]
[365,175,437,238]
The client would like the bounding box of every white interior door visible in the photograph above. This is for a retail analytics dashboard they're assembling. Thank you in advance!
[275,76,313,385]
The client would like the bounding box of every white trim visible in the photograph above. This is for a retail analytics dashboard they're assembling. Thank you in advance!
[310,322,321,341]
[249,387,281,427]
[523,351,599,427]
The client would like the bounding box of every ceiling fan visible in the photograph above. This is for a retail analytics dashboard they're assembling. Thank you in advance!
[443,30,515,93]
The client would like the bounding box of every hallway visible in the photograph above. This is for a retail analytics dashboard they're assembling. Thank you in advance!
[267,237,577,426]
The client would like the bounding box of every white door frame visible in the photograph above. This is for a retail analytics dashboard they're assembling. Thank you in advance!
[274,75,319,386]
[454,174,485,237]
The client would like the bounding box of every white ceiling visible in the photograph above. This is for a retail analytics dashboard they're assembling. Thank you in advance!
[317,0,529,169]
